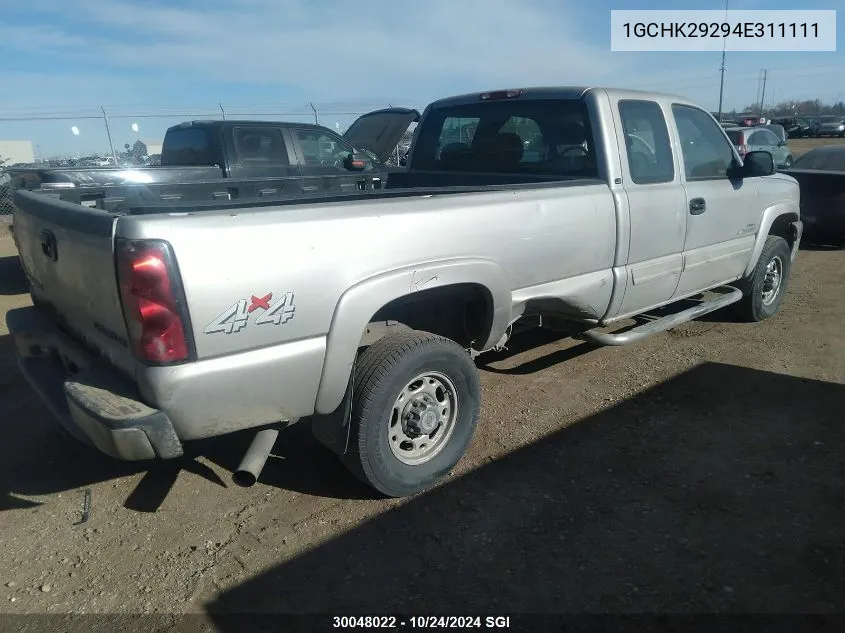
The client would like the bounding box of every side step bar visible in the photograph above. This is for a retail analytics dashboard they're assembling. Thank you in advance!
[578,286,743,347]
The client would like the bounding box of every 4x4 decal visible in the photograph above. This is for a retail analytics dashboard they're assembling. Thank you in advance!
[204,292,296,335]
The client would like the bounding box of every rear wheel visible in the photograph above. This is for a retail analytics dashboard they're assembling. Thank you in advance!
[342,329,481,497]
[734,235,792,322]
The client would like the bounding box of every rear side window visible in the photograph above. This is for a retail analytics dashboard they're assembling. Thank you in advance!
[233,127,290,164]
[292,129,355,165]
[726,130,743,144]
[618,100,674,184]
[412,98,599,178]
[763,130,780,145]
[161,127,215,166]
[747,131,765,145]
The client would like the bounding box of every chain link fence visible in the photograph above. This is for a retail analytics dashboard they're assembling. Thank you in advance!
[0,172,13,221]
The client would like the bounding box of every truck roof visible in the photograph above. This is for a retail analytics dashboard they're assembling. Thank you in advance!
[428,86,695,108]
[167,120,328,132]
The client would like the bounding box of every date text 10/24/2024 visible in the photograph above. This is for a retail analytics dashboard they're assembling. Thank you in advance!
[332,615,511,629]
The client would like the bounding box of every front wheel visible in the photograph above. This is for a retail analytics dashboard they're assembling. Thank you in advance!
[783,156,793,168]
[343,329,481,497]
[734,235,792,322]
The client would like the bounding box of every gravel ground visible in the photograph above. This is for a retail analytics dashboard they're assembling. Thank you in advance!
[0,181,844,624]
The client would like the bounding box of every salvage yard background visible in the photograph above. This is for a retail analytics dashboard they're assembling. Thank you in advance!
[0,137,843,620]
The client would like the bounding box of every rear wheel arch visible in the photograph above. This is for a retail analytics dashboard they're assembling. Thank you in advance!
[313,260,511,415]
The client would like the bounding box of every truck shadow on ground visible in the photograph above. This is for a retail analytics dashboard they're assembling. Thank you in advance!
[117,423,377,512]
[0,334,377,513]
[0,255,28,295]
[207,362,845,616]
[799,242,845,252]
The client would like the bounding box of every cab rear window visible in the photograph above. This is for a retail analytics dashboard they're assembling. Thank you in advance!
[412,99,598,178]
[161,128,215,166]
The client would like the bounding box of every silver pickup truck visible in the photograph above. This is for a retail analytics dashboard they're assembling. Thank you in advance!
[7,86,802,498]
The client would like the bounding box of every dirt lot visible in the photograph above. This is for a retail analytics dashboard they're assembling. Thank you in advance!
[789,136,845,158]
[0,147,844,624]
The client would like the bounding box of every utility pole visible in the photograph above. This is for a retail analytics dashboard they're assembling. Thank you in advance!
[101,106,118,164]
[716,0,729,122]
[759,69,768,118]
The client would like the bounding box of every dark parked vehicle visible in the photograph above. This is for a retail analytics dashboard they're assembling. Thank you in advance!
[782,145,845,246]
[5,108,420,194]
[772,117,808,138]
[808,116,845,138]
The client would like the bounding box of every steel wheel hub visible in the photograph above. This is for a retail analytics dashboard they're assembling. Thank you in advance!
[388,371,459,466]
[762,255,783,306]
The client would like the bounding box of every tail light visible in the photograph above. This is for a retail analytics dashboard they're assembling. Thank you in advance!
[116,239,193,365]
[736,132,748,158]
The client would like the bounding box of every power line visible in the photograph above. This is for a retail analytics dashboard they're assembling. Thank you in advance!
[716,0,729,122]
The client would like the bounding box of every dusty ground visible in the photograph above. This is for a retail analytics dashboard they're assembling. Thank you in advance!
[789,136,845,158]
[0,148,844,626]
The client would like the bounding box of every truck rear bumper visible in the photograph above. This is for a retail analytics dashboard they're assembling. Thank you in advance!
[6,306,183,461]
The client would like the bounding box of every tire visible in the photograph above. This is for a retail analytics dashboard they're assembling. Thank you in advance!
[734,235,792,322]
[342,329,481,497]
[783,156,793,168]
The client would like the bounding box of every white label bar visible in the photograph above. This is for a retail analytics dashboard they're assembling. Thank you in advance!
[610,10,836,52]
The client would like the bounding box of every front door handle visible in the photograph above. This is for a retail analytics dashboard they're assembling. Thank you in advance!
[689,198,706,215]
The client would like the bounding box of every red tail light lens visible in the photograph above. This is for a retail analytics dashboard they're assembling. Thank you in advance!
[737,133,748,158]
[116,240,191,364]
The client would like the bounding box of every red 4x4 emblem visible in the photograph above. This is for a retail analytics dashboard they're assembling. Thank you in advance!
[203,291,296,335]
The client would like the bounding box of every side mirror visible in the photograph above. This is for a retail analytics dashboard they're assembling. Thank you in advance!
[777,140,787,146]
[343,152,372,172]
[732,151,775,178]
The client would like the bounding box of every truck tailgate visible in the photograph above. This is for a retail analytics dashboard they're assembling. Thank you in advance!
[12,190,136,375]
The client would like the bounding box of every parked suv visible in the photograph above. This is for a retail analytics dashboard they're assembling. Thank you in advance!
[725,126,793,169]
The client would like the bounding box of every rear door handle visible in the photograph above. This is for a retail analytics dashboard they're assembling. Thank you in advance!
[689,198,706,215]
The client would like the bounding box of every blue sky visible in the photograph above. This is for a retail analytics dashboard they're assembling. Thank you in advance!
[1,0,842,157]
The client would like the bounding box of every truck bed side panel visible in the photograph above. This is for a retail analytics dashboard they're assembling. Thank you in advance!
[116,182,617,364]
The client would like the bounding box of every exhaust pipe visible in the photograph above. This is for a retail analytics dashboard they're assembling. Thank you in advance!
[233,427,280,487]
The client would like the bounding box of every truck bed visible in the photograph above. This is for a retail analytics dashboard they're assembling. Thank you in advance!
[21,170,597,217]
[7,165,224,190]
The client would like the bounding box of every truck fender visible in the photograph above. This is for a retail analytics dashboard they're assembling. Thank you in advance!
[742,201,800,279]
[313,258,512,415]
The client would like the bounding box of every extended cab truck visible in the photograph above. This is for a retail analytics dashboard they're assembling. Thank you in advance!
[5,108,420,194]
[7,87,802,498]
